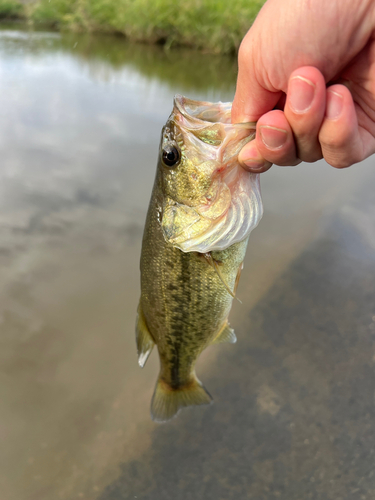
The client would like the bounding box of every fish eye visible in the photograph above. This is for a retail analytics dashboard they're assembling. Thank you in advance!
[162,145,181,168]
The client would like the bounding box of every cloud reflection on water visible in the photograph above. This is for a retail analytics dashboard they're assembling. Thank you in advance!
[1,25,375,500]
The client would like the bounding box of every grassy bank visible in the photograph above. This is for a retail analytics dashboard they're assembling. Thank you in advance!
[0,0,24,19]
[0,0,265,54]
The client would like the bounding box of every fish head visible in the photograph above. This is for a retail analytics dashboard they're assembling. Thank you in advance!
[158,95,263,253]
[159,100,224,207]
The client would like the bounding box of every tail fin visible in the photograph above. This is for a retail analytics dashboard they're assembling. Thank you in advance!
[151,375,213,423]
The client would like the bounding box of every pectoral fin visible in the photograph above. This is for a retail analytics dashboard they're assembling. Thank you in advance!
[212,323,237,344]
[204,253,242,302]
[136,303,155,368]
[233,262,244,295]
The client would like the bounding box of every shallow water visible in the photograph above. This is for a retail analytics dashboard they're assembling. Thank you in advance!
[0,25,375,500]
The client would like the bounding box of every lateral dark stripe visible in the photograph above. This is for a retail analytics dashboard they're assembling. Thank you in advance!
[169,248,192,388]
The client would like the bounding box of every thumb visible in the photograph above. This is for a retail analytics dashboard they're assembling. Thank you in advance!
[231,45,282,124]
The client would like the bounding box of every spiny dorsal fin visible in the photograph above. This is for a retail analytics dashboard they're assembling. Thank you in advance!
[212,323,237,344]
[136,302,155,368]
[151,375,212,423]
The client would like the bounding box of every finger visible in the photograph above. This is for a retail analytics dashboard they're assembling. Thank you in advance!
[232,35,282,123]
[238,139,272,173]
[319,84,375,168]
[284,66,326,162]
[255,110,301,167]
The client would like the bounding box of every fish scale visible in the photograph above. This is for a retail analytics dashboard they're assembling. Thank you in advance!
[136,95,263,422]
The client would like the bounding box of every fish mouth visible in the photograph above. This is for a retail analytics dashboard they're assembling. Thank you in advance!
[174,94,233,125]
[173,94,256,129]
[172,94,256,177]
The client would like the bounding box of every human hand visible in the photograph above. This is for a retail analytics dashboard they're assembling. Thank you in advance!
[232,0,375,172]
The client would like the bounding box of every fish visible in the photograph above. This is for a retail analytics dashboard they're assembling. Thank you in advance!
[136,95,263,423]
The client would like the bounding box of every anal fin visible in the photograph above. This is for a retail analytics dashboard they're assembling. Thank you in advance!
[212,322,237,344]
[136,302,155,368]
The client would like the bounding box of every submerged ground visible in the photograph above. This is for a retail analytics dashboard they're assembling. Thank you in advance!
[0,26,374,500]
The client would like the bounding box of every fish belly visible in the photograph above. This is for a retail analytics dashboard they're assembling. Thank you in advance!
[137,189,248,421]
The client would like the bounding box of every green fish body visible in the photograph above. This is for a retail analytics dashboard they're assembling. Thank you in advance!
[137,96,263,422]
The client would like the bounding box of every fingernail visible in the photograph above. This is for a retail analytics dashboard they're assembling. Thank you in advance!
[326,90,343,119]
[244,163,267,172]
[240,143,267,171]
[288,76,315,112]
[259,126,287,149]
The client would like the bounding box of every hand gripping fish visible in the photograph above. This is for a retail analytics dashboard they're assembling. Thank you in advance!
[136,95,263,422]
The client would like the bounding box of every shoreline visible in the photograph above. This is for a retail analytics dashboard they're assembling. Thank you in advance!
[0,0,264,54]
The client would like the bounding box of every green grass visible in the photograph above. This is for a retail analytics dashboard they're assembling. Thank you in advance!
[1,0,265,54]
[0,0,25,19]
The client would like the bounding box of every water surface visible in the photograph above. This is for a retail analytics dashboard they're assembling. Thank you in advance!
[0,26,374,500]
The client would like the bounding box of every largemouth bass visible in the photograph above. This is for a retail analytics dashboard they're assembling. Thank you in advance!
[137,95,263,422]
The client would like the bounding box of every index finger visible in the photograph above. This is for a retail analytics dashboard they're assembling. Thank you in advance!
[231,33,282,123]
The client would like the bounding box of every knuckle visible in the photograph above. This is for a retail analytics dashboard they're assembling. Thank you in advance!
[319,124,353,150]
[321,134,347,150]
[326,158,350,169]
[323,153,353,169]
[323,144,363,169]
[238,37,252,66]
[319,128,359,167]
